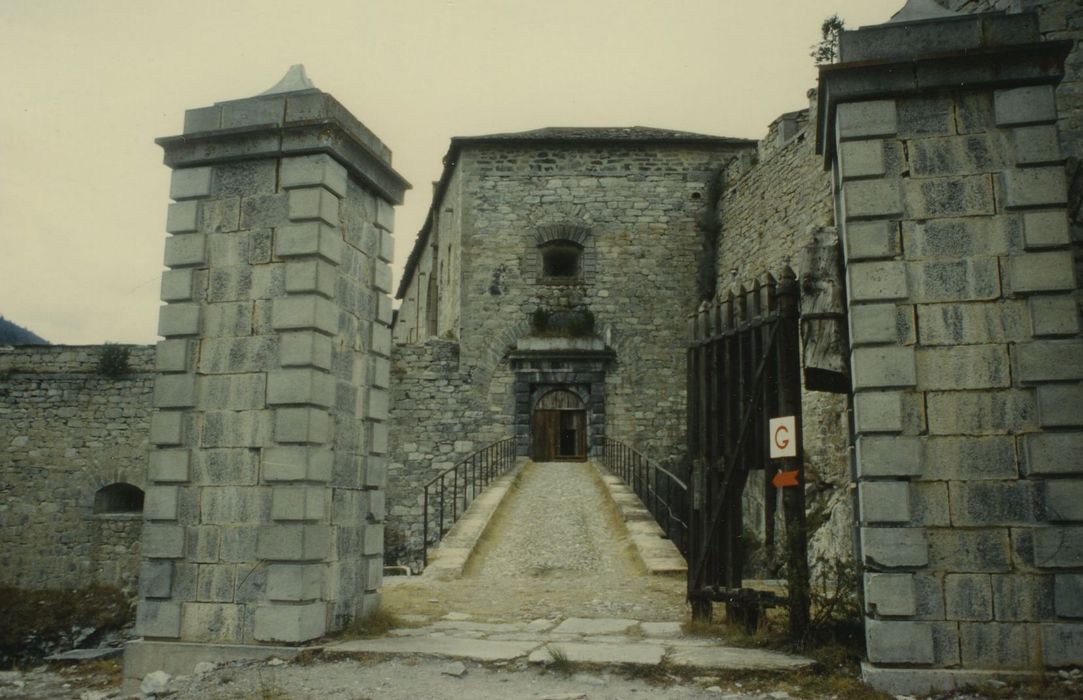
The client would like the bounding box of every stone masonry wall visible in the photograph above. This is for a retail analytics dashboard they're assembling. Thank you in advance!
[844,87,1082,687]
[944,0,1083,322]
[824,10,1083,688]
[394,167,465,345]
[0,344,154,592]
[714,102,854,568]
[386,339,502,569]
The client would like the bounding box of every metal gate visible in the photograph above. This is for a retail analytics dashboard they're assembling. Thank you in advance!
[685,268,809,639]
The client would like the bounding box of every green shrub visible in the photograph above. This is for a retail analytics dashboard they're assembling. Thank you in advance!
[97,343,131,378]
[811,14,845,66]
[530,307,595,337]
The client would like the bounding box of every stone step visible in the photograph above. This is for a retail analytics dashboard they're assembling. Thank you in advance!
[321,618,814,673]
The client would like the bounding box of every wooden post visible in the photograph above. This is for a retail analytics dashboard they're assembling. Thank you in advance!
[777,267,810,644]
[798,226,850,393]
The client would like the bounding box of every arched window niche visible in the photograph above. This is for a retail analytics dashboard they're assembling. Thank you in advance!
[539,240,583,284]
[533,223,591,286]
[93,482,144,516]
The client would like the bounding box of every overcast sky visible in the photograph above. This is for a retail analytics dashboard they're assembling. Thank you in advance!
[0,0,905,345]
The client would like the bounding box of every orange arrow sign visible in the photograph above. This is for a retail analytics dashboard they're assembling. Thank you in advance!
[772,470,800,488]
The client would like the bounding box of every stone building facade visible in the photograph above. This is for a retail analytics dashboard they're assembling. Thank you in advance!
[0,345,154,591]
[389,129,757,562]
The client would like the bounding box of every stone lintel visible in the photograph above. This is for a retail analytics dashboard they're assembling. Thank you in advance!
[157,119,411,205]
[817,38,1071,168]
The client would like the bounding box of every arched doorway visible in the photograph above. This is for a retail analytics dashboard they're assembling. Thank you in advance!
[531,389,587,461]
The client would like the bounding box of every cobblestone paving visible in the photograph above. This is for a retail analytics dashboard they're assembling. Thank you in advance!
[383,460,688,622]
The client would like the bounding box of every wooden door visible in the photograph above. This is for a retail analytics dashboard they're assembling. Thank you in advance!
[532,410,561,461]
[532,390,588,461]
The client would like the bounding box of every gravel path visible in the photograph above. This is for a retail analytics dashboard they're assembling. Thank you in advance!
[383,461,688,622]
[471,461,639,579]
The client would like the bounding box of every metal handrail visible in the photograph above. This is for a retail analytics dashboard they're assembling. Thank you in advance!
[600,437,690,556]
[421,437,515,566]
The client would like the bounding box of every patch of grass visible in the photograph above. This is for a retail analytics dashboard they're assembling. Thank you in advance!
[682,607,786,648]
[342,607,402,639]
[682,616,723,638]
[788,668,893,700]
[253,678,289,700]
[228,669,290,700]
[0,585,132,667]
[545,645,575,675]
[56,658,123,689]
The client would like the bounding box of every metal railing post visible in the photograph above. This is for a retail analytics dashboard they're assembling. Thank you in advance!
[599,437,689,557]
[421,437,515,565]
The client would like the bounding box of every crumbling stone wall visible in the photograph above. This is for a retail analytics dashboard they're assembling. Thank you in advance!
[717,105,833,271]
[0,345,153,592]
[714,102,854,568]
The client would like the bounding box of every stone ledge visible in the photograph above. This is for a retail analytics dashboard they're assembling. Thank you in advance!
[595,464,688,577]
[420,459,528,581]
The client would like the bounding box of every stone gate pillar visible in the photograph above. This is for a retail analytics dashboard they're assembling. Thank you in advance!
[124,66,409,685]
[818,8,1079,694]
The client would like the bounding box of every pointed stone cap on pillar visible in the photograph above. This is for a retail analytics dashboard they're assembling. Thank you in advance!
[889,0,961,23]
[161,65,412,204]
[258,64,318,96]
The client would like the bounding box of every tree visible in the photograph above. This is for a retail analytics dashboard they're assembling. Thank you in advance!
[811,14,845,65]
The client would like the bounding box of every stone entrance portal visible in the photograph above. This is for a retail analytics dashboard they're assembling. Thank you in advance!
[531,389,587,461]
[509,337,613,459]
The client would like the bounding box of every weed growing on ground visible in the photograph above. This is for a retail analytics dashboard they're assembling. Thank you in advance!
[56,658,123,690]
[545,645,575,675]
[342,607,402,639]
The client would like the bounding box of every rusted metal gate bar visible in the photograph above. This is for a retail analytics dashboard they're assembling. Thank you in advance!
[685,268,809,640]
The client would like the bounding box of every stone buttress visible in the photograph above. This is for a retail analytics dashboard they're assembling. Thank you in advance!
[818,8,1080,694]
[124,67,409,686]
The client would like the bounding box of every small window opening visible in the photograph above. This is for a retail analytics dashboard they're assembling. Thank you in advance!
[540,241,582,282]
[93,483,144,515]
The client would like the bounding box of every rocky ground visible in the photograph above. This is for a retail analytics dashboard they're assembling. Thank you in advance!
[2,650,1080,700]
